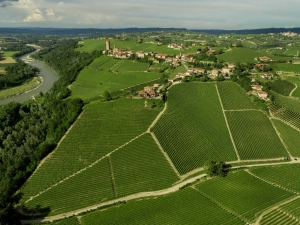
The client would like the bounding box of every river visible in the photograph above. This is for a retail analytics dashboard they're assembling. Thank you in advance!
[0,47,59,105]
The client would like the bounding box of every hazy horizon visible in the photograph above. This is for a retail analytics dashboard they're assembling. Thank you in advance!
[0,0,299,29]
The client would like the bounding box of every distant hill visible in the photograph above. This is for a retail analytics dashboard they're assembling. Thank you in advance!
[0,27,300,35]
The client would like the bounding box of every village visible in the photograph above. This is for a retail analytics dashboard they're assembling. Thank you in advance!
[102,40,276,101]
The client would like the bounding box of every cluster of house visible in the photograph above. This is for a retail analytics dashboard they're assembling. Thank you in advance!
[251,84,268,100]
[168,64,235,83]
[138,84,160,98]
[104,45,201,67]
[168,43,184,49]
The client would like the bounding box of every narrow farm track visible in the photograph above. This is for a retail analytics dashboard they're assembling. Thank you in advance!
[254,195,300,225]
[150,132,181,178]
[269,119,294,161]
[290,84,298,97]
[20,174,208,224]
[147,101,168,132]
[215,84,240,161]
[24,132,148,204]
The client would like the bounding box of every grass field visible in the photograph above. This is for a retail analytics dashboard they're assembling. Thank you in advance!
[80,188,244,225]
[272,119,300,157]
[217,48,294,63]
[226,111,288,160]
[1,51,18,57]
[250,164,300,193]
[152,83,236,174]
[71,57,161,100]
[21,99,162,202]
[271,64,300,73]
[0,77,41,100]
[0,56,16,64]
[111,133,178,197]
[195,170,294,223]
[217,48,267,63]
[217,82,257,110]
[77,39,199,54]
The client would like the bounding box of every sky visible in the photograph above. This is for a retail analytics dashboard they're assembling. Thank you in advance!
[0,0,299,29]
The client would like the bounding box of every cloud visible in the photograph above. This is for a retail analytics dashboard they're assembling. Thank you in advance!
[23,8,44,22]
[1,0,300,29]
[0,0,18,7]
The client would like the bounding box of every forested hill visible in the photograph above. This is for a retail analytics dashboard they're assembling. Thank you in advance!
[0,41,100,224]
[0,27,300,35]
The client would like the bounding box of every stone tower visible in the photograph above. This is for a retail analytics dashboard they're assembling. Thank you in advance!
[106,40,110,50]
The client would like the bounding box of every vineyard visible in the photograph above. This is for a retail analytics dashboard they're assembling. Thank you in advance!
[250,164,300,193]
[261,197,300,224]
[271,91,300,113]
[24,159,114,216]
[152,83,236,174]
[195,170,294,223]
[88,55,112,69]
[260,208,300,225]
[269,79,295,96]
[21,99,162,202]
[110,133,178,197]
[217,82,257,110]
[269,103,300,130]
[272,119,300,157]
[225,110,288,159]
[80,188,244,225]
[34,217,80,225]
[117,61,149,71]
[284,75,300,98]
[71,56,162,99]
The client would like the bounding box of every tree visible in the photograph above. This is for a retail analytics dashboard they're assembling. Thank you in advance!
[103,90,111,101]
[203,160,229,177]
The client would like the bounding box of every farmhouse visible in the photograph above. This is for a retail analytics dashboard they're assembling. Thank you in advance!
[257,91,268,99]
[168,77,182,83]
[136,51,145,58]
[211,69,220,77]
[156,53,168,59]
[222,68,231,75]
[138,86,158,98]
[258,56,271,62]
[261,73,272,79]
[227,63,236,69]
[207,50,216,55]
[251,85,263,91]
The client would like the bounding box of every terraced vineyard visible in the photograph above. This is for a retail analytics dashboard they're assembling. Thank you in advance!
[217,82,256,110]
[152,83,236,174]
[21,99,162,202]
[272,119,300,157]
[250,164,300,193]
[80,188,244,225]
[226,110,288,159]
[195,170,294,223]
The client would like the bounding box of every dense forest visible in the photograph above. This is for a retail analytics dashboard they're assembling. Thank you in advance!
[0,61,39,90]
[0,41,100,224]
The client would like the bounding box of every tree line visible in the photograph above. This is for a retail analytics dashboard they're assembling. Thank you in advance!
[0,40,100,224]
